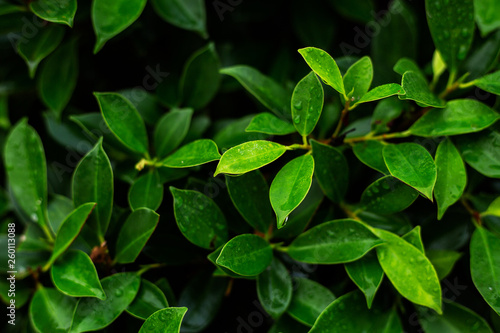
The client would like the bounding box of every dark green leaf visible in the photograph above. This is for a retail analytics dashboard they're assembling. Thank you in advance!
[162,139,221,168]
[361,176,418,215]
[343,56,373,104]
[257,257,292,318]
[426,249,462,280]
[345,253,384,308]
[352,140,389,174]
[246,112,296,135]
[393,58,427,81]
[291,71,324,136]
[399,71,445,108]
[30,287,76,333]
[355,83,404,106]
[371,97,405,135]
[30,0,77,27]
[139,308,188,333]
[127,279,168,320]
[48,195,74,233]
[328,0,374,23]
[213,115,269,150]
[268,314,309,333]
[154,108,193,158]
[475,0,500,36]
[298,47,345,95]
[151,0,206,37]
[128,170,163,211]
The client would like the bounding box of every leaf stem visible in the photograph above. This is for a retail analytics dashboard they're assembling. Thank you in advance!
[460,197,482,226]
[137,263,165,276]
[332,101,350,139]
[343,130,411,144]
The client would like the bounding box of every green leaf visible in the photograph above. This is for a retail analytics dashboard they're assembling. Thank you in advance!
[352,140,389,174]
[115,208,160,264]
[127,279,168,320]
[394,58,427,82]
[329,0,374,23]
[291,71,324,136]
[311,140,349,203]
[382,143,437,200]
[226,170,272,233]
[432,50,447,83]
[371,97,406,136]
[287,277,336,326]
[213,115,269,150]
[426,249,462,280]
[287,219,384,264]
[343,56,373,104]
[220,65,291,118]
[180,43,220,109]
[30,0,77,27]
[207,246,244,279]
[298,47,345,95]
[4,120,48,226]
[257,257,292,318]
[269,314,310,333]
[38,39,78,118]
[354,83,405,106]
[361,176,418,215]
[373,228,442,314]
[425,0,474,71]
[434,138,467,219]
[73,138,113,241]
[162,139,221,168]
[345,253,384,308]
[475,0,500,36]
[154,108,193,158]
[245,112,296,135]
[139,308,188,333]
[151,0,206,37]
[483,197,500,217]
[94,92,149,154]
[214,140,287,176]
[402,226,425,253]
[470,227,500,315]
[30,287,76,333]
[46,203,95,268]
[216,234,272,276]
[409,99,500,137]
[128,171,163,211]
[48,195,74,233]
[476,70,500,95]
[170,187,228,249]
[51,250,105,299]
[70,273,141,332]
[270,154,314,228]
[91,0,147,53]
[399,71,446,108]
[17,25,64,78]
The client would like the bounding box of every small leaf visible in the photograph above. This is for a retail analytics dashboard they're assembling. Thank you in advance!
[214,140,287,176]
[355,83,405,106]
[361,176,418,215]
[245,112,296,135]
[475,70,500,95]
[115,208,160,264]
[127,279,168,320]
[399,71,446,108]
[151,0,206,37]
[483,197,500,217]
[345,253,384,308]
[154,108,193,158]
[216,234,272,276]
[432,50,446,82]
[94,92,149,154]
[393,58,427,81]
[30,0,77,27]
[128,171,163,211]
[426,249,462,280]
[343,56,373,104]
[91,0,147,53]
[257,257,292,318]
[475,0,500,36]
[270,154,314,228]
[298,47,345,95]
[51,250,105,299]
[402,226,425,253]
[383,143,437,200]
[139,308,188,333]
[30,287,76,333]
[352,140,389,174]
[287,219,384,264]
[371,97,405,135]
[162,139,221,168]
[170,187,228,249]
[291,71,324,136]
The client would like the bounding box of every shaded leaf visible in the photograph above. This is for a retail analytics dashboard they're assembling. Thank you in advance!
[352,140,389,174]
[257,257,292,318]
[127,279,168,320]
[154,108,193,158]
[151,0,206,37]
[30,287,76,333]
[345,253,384,308]
[246,112,296,135]
[128,171,163,211]
[361,176,418,215]
[399,71,445,108]
[30,0,77,27]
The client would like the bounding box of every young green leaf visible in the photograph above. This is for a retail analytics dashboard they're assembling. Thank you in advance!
[29,287,76,333]
[246,112,296,135]
[394,58,427,81]
[432,50,446,83]
[139,307,188,333]
[291,71,324,136]
[470,227,500,315]
[475,0,500,36]
[127,279,168,320]
[402,226,425,253]
[94,92,149,154]
[354,83,404,106]
[154,108,193,158]
[270,154,314,228]
[456,126,500,178]
[257,257,292,318]
[434,138,467,219]
[114,208,160,263]
[343,56,373,104]
[345,253,384,308]
[214,140,287,176]
[162,139,221,168]
[51,250,105,299]
[475,70,500,95]
[483,197,500,217]
[352,140,389,174]
[298,47,345,95]
[70,273,141,332]
[311,140,349,203]
[30,0,77,27]
[426,249,462,280]
[399,71,445,108]
[91,0,147,53]
[128,171,163,211]
[287,219,384,264]
[383,143,437,200]
[361,176,419,215]
[170,187,228,249]
[216,234,272,276]
[151,0,206,37]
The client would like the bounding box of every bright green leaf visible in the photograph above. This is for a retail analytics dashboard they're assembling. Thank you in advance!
[343,56,373,104]
[257,257,292,318]
[291,71,324,136]
[298,47,345,95]
[30,0,77,27]
[399,71,446,108]
[354,83,405,106]
[402,226,425,253]
[476,70,500,95]
[162,139,221,168]
[361,176,418,215]
[345,253,384,308]
[245,112,296,135]
[393,58,427,81]
[139,307,188,333]
[483,197,500,217]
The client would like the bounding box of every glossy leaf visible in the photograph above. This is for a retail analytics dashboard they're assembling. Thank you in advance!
[154,108,193,158]
[94,92,149,154]
[399,71,445,108]
[162,139,221,168]
[207,246,243,279]
[128,171,163,211]
[51,250,105,299]
[427,249,462,280]
[470,227,500,315]
[311,140,349,203]
[216,234,272,276]
[355,83,404,106]
[476,70,500,95]
[48,195,74,233]
[432,50,446,82]
[394,58,427,82]
[298,47,345,95]
[151,0,206,37]
[30,287,76,333]
[170,187,227,249]
[383,143,437,200]
[257,257,292,318]
[352,140,389,174]
[361,176,419,215]
[345,253,384,308]
[343,56,373,104]
[434,139,467,219]
[246,112,296,135]
[291,71,324,135]
[287,219,384,264]
[70,273,141,332]
[214,140,287,176]
[127,279,168,320]
[226,170,272,233]
[91,0,147,53]
[115,208,160,263]
[475,0,500,36]
[139,307,188,333]
[270,154,314,228]
[402,226,425,253]
[483,197,500,217]
[30,0,77,27]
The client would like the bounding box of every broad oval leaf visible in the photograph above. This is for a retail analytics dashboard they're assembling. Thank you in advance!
[214,140,287,176]
[298,47,345,95]
[394,58,427,82]
[287,219,384,264]
[246,112,296,135]
[352,140,389,174]
[270,154,314,228]
[151,0,206,37]
[30,287,76,333]
[361,176,418,215]
[162,139,221,168]
[170,187,228,249]
[154,108,193,158]
[30,0,77,27]
[128,171,163,211]
[94,92,149,154]
[371,97,406,135]
[291,71,324,136]
[343,56,373,104]
[355,83,404,106]
[476,70,500,95]
[345,253,384,308]
[383,143,437,200]
[427,249,463,280]
[127,279,168,320]
[399,71,446,108]
[475,0,500,36]
[139,307,188,333]
[216,234,272,276]
[51,250,105,299]
[114,208,160,264]
[257,257,292,318]
[402,226,425,253]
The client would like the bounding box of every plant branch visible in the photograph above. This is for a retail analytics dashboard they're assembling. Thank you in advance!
[344,131,411,144]
[332,101,350,139]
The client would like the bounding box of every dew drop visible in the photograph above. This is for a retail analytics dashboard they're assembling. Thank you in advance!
[294,115,301,124]
[114,289,123,297]
[319,52,325,57]
[457,45,468,60]
[30,213,38,222]
[461,28,469,37]
[294,101,303,110]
